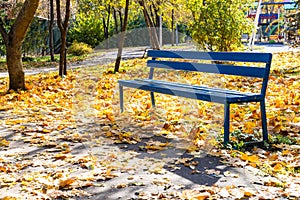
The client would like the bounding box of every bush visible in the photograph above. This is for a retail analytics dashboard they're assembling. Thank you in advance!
[68,13,105,48]
[67,41,93,56]
[186,0,253,51]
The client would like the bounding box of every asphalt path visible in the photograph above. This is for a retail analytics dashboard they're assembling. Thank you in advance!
[0,48,147,78]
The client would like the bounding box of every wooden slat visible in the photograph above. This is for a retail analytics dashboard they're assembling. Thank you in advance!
[147,60,266,78]
[147,50,272,63]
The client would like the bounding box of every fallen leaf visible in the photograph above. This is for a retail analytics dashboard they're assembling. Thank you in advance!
[273,163,284,172]
[59,177,77,188]
[181,190,211,200]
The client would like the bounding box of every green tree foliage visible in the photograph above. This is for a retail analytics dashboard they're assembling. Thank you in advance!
[70,0,142,48]
[186,0,254,51]
[285,0,299,44]
[69,13,104,48]
[69,0,116,48]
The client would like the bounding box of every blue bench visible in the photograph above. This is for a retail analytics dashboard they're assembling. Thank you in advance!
[119,50,273,145]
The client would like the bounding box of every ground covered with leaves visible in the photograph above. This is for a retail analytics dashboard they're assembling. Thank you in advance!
[0,50,299,199]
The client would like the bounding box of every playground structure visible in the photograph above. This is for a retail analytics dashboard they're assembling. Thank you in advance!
[247,0,298,47]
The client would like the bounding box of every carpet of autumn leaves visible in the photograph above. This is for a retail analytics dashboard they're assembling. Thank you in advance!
[0,50,299,199]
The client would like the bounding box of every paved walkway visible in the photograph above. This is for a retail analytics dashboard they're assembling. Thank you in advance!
[0,48,147,78]
[0,120,267,199]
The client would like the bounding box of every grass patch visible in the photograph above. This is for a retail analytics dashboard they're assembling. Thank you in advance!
[0,54,88,72]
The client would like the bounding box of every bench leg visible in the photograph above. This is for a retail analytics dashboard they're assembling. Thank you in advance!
[260,100,268,142]
[150,92,155,108]
[224,103,230,145]
[119,85,124,113]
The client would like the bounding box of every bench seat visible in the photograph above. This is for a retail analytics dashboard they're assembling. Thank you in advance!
[119,79,264,104]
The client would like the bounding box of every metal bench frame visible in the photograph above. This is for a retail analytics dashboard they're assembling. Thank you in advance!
[119,50,273,145]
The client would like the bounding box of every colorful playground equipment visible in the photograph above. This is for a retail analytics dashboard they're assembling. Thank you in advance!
[247,0,297,48]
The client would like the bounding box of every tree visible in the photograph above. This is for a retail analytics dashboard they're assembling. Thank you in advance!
[186,0,254,51]
[138,0,160,49]
[114,0,130,73]
[49,0,55,61]
[71,0,115,48]
[56,0,71,76]
[285,0,300,44]
[135,0,187,49]
[0,0,40,90]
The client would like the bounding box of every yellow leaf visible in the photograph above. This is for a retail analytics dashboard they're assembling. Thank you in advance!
[269,154,278,161]
[248,155,259,163]
[182,190,211,200]
[273,163,284,172]
[240,153,248,161]
[249,162,257,168]
[0,165,7,172]
[149,166,166,174]
[54,153,67,160]
[0,138,9,147]
[244,121,255,133]
[240,153,258,163]
[2,196,18,200]
[106,112,115,121]
[243,188,255,197]
[57,125,65,130]
[59,177,77,188]
[145,145,163,151]
[186,144,199,153]
[282,150,291,156]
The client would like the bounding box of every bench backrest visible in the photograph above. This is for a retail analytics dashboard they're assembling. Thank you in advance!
[147,50,272,96]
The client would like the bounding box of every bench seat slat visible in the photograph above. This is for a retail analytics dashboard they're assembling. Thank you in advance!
[147,50,272,63]
[147,60,266,78]
[134,79,262,100]
[135,79,255,96]
[119,79,263,104]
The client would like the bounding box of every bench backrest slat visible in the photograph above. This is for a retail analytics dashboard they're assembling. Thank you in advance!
[147,50,272,63]
[146,50,272,97]
[147,60,266,78]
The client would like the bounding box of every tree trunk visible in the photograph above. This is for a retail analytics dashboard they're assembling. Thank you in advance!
[59,31,67,76]
[138,0,160,49]
[6,44,25,90]
[113,9,119,34]
[103,6,111,49]
[118,10,123,29]
[0,0,39,91]
[56,0,70,77]
[49,0,55,61]
[114,0,130,73]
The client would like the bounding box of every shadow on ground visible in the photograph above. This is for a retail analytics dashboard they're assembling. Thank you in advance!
[76,120,262,200]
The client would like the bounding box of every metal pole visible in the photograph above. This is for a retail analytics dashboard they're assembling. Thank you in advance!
[159,15,162,48]
[284,13,287,42]
[176,23,179,46]
[249,0,263,50]
[278,6,280,40]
